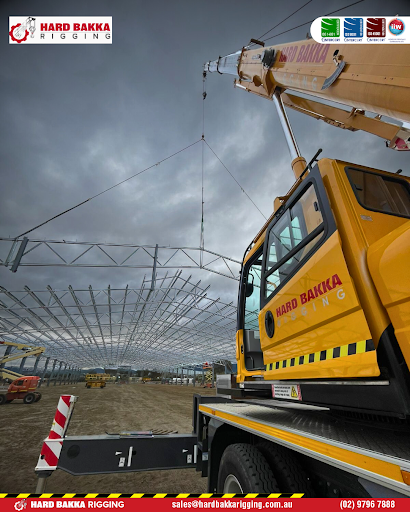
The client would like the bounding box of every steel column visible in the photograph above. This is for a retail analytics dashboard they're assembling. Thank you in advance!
[38,357,50,387]
[0,344,12,369]
[59,363,67,385]
[19,356,27,373]
[54,361,63,385]
[47,359,57,387]
[33,354,41,375]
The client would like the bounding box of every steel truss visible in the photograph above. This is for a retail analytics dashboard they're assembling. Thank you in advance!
[0,272,238,370]
[0,238,241,280]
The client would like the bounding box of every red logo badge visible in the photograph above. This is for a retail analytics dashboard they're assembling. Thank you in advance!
[9,23,29,43]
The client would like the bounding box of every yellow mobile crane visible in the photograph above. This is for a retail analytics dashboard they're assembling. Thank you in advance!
[35,40,410,497]
[205,38,410,418]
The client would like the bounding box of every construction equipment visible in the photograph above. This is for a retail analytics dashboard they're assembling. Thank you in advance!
[84,373,109,388]
[0,376,41,404]
[0,341,45,403]
[204,38,410,418]
[34,38,410,497]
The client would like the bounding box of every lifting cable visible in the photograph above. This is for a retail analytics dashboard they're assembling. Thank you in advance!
[200,70,206,267]
[200,70,267,262]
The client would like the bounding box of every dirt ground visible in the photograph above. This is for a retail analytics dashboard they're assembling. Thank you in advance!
[0,382,216,494]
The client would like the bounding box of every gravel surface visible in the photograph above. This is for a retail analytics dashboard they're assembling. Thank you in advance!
[0,382,215,494]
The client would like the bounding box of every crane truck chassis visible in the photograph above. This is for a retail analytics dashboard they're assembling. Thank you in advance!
[35,37,410,497]
[35,392,410,497]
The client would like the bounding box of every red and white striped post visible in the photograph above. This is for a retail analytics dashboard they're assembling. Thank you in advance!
[35,394,78,493]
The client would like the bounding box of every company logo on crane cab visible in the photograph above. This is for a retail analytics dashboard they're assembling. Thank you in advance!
[9,16,112,44]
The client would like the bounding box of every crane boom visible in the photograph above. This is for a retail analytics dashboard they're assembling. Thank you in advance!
[205,40,410,157]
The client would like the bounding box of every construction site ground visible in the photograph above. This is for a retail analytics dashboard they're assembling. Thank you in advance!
[0,382,216,494]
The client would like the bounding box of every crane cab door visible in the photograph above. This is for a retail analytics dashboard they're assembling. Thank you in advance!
[238,249,265,372]
[258,166,380,381]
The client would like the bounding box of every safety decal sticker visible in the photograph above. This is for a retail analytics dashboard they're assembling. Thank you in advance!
[265,339,375,373]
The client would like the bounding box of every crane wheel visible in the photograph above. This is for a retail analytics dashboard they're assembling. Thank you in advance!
[0,394,6,405]
[23,392,36,404]
[256,441,315,497]
[217,443,280,493]
[34,392,42,402]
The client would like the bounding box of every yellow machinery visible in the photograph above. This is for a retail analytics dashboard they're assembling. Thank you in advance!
[205,39,410,418]
[85,373,109,389]
[0,341,45,382]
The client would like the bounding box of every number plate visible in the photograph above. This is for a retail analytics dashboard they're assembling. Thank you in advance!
[272,384,302,401]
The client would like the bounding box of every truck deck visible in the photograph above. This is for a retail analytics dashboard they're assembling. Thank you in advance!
[199,401,410,497]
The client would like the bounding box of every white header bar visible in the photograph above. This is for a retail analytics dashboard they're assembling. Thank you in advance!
[311,16,408,44]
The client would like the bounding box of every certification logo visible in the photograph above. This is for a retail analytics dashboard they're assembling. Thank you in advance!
[344,18,363,38]
[321,18,340,37]
[388,18,405,35]
[366,18,386,37]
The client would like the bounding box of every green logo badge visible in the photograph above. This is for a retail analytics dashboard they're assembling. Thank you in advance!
[321,18,340,37]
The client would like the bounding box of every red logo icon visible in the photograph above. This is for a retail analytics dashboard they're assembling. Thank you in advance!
[9,23,29,43]
[14,499,27,511]
[9,17,36,43]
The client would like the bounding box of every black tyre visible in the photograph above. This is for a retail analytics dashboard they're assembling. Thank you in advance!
[0,394,6,405]
[217,443,280,493]
[34,392,42,402]
[256,442,315,497]
[23,392,36,404]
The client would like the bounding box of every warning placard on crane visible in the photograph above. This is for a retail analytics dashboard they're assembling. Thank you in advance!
[272,384,302,401]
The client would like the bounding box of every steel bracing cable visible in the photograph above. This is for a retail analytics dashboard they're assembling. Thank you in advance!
[262,0,366,43]
[16,139,202,239]
[203,139,267,221]
[255,0,314,42]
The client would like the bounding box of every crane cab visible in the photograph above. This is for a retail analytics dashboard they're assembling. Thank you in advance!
[236,158,410,418]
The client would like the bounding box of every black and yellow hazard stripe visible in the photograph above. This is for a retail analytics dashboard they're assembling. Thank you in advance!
[265,339,375,372]
[0,493,304,498]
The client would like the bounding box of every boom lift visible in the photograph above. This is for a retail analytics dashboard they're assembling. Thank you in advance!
[34,39,410,497]
[0,340,44,404]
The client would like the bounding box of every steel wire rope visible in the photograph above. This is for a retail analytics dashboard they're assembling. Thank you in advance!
[15,139,202,239]
[252,0,314,43]
[200,70,207,266]
[203,139,267,221]
[261,0,365,43]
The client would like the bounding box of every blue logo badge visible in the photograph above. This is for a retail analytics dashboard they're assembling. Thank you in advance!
[344,18,363,38]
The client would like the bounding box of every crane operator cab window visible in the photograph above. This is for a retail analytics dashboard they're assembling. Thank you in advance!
[264,185,324,300]
[242,253,264,371]
[346,167,410,219]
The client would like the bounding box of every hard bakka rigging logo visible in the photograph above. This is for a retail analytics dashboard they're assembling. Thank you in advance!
[9,16,112,44]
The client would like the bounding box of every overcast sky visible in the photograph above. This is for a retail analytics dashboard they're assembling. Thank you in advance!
[1,0,409,367]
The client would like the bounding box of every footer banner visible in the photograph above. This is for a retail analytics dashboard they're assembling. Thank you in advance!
[0,497,408,511]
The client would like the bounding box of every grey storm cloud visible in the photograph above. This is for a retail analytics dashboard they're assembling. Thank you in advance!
[1,0,409,368]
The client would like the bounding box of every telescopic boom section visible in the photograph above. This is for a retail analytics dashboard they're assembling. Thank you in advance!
[205,40,410,174]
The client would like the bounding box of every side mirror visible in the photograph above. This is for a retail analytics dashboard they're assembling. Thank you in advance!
[245,281,254,297]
